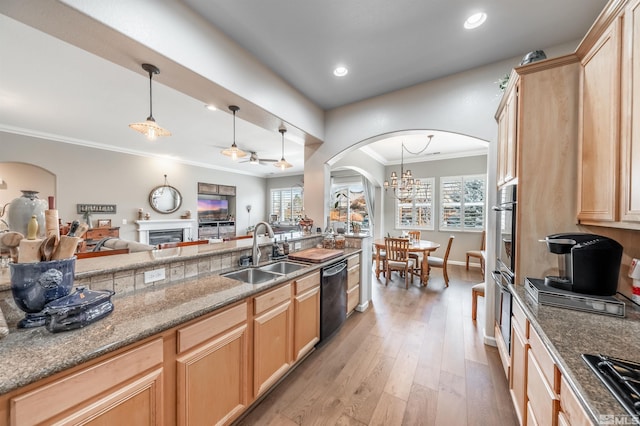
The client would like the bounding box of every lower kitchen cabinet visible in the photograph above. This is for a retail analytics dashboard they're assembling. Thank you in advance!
[175,302,249,426]
[511,319,529,425]
[346,254,360,314]
[559,376,591,426]
[253,283,293,398]
[294,271,320,361]
[10,339,164,425]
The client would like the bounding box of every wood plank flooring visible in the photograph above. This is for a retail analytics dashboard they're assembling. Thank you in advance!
[235,265,518,426]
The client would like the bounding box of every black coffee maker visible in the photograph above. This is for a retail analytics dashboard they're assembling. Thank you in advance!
[543,233,623,296]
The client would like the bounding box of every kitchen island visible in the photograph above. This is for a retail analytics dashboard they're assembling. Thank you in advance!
[0,233,368,425]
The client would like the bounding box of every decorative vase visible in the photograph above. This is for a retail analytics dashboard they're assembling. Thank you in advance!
[7,190,47,239]
[9,258,76,328]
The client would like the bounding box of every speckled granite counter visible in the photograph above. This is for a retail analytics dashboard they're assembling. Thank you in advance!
[510,283,640,423]
[0,247,361,395]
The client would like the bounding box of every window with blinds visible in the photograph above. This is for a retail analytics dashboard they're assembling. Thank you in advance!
[394,178,435,230]
[270,188,303,222]
[439,175,485,231]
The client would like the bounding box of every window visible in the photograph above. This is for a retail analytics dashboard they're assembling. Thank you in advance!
[394,178,435,230]
[439,175,485,231]
[270,187,303,222]
[330,184,369,233]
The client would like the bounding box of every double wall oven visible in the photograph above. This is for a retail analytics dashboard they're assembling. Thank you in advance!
[492,184,517,351]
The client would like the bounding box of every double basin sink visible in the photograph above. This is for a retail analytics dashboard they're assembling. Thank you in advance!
[222,261,309,284]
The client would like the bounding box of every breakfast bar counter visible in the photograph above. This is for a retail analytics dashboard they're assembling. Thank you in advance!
[0,240,362,395]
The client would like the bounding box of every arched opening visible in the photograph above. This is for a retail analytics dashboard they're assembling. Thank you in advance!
[327,129,489,266]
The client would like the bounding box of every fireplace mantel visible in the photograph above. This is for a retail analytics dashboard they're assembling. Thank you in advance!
[136,219,196,244]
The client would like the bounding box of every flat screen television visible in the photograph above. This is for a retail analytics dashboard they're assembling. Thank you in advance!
[198,198,229,222]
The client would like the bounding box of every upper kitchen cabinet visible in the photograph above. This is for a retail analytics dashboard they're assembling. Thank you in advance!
[496,73,519,188]
[577,0,640,229]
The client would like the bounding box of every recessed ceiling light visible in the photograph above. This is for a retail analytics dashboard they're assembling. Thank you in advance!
[333,66,348,77]
[464,12,487,29]
[205,104,217,111]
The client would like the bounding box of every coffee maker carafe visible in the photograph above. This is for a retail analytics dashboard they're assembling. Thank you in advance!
[543,233,623,296]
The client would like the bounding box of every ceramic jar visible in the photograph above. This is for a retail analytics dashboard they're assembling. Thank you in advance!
[7,190,47,239]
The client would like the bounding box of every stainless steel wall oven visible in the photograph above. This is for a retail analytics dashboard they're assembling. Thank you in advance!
[492,184,517,351]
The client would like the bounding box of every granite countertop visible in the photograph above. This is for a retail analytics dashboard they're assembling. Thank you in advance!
[0,248,360,395]
[0,234,327,291]
[509,283,640,423]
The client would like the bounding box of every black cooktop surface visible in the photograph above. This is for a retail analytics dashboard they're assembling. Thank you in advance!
[583,354,640,419]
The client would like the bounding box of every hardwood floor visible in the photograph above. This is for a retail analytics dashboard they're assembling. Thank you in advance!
[236,265,518,426]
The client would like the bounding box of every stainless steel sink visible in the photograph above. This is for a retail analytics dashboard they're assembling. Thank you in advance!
[222,268,280,284]
[257,261,308,275]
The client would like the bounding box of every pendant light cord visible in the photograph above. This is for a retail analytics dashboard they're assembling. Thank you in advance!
[148,70,154,120]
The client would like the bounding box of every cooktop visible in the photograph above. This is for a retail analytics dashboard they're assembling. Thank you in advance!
[582,354,640,421]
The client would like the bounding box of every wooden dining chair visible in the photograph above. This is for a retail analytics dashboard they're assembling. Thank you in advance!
[373,243,386,279]
[407,230,422,275]
[384,237,415,289]
[427,236,455,287]
[465,230,485,274]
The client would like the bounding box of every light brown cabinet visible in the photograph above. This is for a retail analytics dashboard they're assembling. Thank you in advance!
[346,254,360,314]
[10,339,164,425]
[494,56,582,285]
[577,0,640,228]
[577,17,622,223]
[510,302,529,425]
[293,271,320,361]
[175,303,249,426]
[253,283,293,398]
[496,79,519,187]
[527,326,560,426]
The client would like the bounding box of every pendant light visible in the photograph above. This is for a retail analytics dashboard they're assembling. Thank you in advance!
[274,126,293,170]
[221,105,247,160]
[129,63,171,140]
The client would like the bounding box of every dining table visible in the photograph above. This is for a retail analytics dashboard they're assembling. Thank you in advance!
[373,238,441,285]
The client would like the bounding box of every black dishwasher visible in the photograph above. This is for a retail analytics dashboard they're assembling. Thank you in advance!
[320,260,348,342]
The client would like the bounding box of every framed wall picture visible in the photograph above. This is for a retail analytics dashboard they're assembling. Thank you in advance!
[97,219,112,228]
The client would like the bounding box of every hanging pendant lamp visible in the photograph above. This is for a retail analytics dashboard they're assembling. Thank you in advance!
[221,105,247,160]
[274,126,293,170]
[129,63,171,140]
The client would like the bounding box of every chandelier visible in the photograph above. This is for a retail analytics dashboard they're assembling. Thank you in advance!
[383,135,434,203]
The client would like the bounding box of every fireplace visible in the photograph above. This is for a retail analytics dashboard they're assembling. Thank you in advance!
[148,228,184,245]
[136,219,196,244]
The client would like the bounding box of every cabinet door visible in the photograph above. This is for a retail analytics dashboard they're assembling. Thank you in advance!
[294,286,320,361]
[510,321,528,425]
[578,19,622,222]
[175,303,249,426]
[497,84,518,187]
[11,339,164,426]
[621,0,640,222]
[176,324,249,426]
[254,299,293,398]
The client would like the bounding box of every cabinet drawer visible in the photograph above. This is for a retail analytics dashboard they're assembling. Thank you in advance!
[295,271,320,294]
[254,283,292,314]
[527,350,559,426]
[529,325,559,391]
[560,375,592,426]
[347,284,359,313]
[347,254,360,269]
[86,227,119,240]
[177,302,247,353]
[11,339,163,426]
[512,301,528,337]
[347,266,360,290]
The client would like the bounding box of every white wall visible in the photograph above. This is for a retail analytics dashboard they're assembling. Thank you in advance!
[1,132,268,241]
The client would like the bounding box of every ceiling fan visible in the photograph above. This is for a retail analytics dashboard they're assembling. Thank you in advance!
[240,151,279,165]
